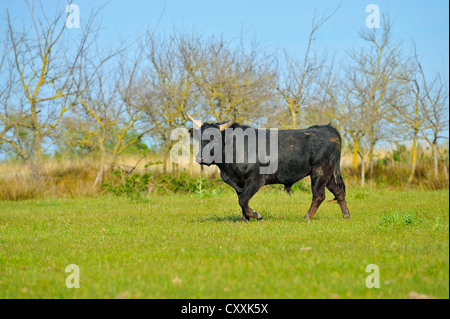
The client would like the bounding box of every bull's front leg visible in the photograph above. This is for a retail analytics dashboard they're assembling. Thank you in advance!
[237,180,264,222]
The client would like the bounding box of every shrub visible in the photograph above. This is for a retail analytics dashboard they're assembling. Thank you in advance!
[101,170,227,200]
[101,171,152,201]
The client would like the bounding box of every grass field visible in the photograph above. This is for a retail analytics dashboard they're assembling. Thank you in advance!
[0,187,448,299]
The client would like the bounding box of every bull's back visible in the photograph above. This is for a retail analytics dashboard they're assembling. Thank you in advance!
[266,125,341,185]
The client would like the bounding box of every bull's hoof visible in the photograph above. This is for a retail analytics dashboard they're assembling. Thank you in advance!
[304,214,312,220]
[343,213,351,219]
[242,211,263,221]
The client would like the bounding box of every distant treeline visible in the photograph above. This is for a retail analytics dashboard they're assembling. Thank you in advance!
[0,2,448,190]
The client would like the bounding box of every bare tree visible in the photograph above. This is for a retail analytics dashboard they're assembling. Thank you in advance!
[138,32,195,173]
[179,33,275,125]
[416,63,449,179]
[73,44,148,186]
[347,17,411,182]
[0,1,100,177]
[389,43,449,182]
[387,48,426,183]
[321,57,367,182]
[0,29,17,157]
[274,7,338,129]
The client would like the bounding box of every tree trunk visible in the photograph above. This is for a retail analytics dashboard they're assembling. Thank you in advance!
[288,99,296,129]
[361,155,366,188]
[172,162,178,175]
[444,161,448,179]
[162,147,170,174]
[31,100,42,179]
[93,144,105,188]
[352,141,359,182]
[291,110,296,129]
[432,140,439,179]
[188,161,193,176]
[407,131,418,184]
[368,142,374,178]
[352,142,359,169]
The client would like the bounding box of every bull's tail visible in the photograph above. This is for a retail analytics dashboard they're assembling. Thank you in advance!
[327,154,346,203]
[334,166,346,192]
[330,130,346,196]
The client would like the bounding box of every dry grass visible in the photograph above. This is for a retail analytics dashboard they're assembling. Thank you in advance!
[0,159,103,201]
[0,156,221,201]
[340,151,449,190]
[0,148,448,201]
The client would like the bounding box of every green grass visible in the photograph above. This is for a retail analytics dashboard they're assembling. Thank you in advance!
[0,187,448,299]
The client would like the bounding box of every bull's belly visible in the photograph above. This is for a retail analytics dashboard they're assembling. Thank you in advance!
[265,165,310,187]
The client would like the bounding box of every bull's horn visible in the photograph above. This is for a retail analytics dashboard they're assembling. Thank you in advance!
[218,115,235,131]
[185,110,203,127]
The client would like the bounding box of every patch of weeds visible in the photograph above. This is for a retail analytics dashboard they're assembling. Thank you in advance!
[379,211,418,226]
[348,188,367,200]
[431,215,448,232]
[290,180,310,193]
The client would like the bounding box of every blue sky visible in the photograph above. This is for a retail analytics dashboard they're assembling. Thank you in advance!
[2,0,449,77]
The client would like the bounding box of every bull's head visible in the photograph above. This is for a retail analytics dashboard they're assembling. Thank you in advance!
[185,110,235,165]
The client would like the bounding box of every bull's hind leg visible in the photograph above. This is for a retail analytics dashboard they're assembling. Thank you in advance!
[304,171,329,220]
[238,179,264,222]
[326,175,351,219]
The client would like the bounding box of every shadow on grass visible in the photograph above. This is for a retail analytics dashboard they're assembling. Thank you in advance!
[191,211,314,223]
[194,214,243,223]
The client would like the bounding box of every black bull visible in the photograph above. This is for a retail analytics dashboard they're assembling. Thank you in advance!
[187,114,351,221]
